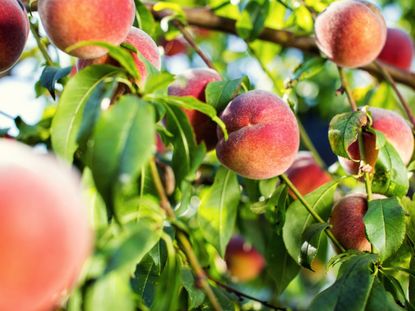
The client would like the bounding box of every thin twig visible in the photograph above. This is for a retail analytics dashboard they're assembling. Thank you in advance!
[208,276,287,310]
[374,61,415,129]
[172,20,216,70]
[337,66,357,111]
[29,20,54,66]
[281,174,346,252]
[0,111,15,120]
[149,158,222,311]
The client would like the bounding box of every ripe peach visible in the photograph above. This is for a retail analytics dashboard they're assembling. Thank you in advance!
[0,140,92,311]
[339,107,414,174]
[38,0,135,59]
[216,90,299,179]
[168,68,222,150]
[77,27,161,84]
[377,28,414,70]
[315,0,386,68]
[330,193,371,251]
[225,236,265,282]
[286,151,331,197]
[0,0,29,73]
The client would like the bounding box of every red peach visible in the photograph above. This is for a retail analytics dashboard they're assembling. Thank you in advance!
[0,140,92,311]
[377,28,414,70]
[330,193,372,252]
[315,0,386,68]
[161,38,187,56]
[77,27,161,85]
[0,0,29,73]
[339,107,414,174]
[225,236,265,282]
[286,151,331,197]
[38,0,135,59]
[216,90,299,179]
[168,68,222,150]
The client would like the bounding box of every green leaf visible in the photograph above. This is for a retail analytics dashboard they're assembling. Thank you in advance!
[67,41,139,78]
[363,197,406,261]
[287,57,326,88]
[372,141,409,197]
[105,218,163,274]
[283,181,338,263]
[39,65,71,100]
[89,95,155,213]
[134,0,156,35]
[181,268,205,309]
[328,110,368,159]
[163,105,198,185]
[266,232,300,294]
[51,65,121,162]
[198,167,241,256]
[366,278,404,311]
[147,94,227,140]
[205,77,249,112]
[309,253,378,311]
[85,272,135,311]
[236,0,270,41]
[131,255,161,308]
[300,223,330,270]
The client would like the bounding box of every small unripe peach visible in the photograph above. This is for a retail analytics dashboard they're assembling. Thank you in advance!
[377,28,414,70]
[330,193,371,252]
[286,151,331,197]
[315,0,386,68]
[0,140,92,311]
[216,90,299,179]
[225,236,265,282]
[77,27,161,85]
[339,107,414,174]
[0,0,29,73]
[168,68,222,150]
[38,0,135,59]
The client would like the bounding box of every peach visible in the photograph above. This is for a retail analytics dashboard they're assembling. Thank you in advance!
[38,0,135,59]
[161,38,187,56]
[286,151,331,197]
[339,107,414,174]
[77,27,161,84]
[330,193,371,251]
[168,68,222,150]
[315,0,386,68]
[225,236,265,282]
[377,28,414,70]
[0,0,29,73]
[0,140,92,311]
[216,90,299,179]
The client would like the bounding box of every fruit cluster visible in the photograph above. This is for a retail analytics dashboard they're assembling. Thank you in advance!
[0,0,414,308]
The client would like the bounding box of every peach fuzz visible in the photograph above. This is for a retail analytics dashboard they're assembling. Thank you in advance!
[216,90,299,180]
[377,28,414,70]
[286,151,331,197]
[330,193,372,252]
[0,0,29,73]
[225,236,265,282]
[315,0,386,68]
[339,107,414,174]
[38,0,135,59]
[77,27,161,85]
[0,140,92,311]
[168,68,222,150]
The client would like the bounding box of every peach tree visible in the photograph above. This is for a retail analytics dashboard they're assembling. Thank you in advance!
[1,0,415,310]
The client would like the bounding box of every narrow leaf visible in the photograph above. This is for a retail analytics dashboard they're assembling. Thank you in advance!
[300,223,329,270]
